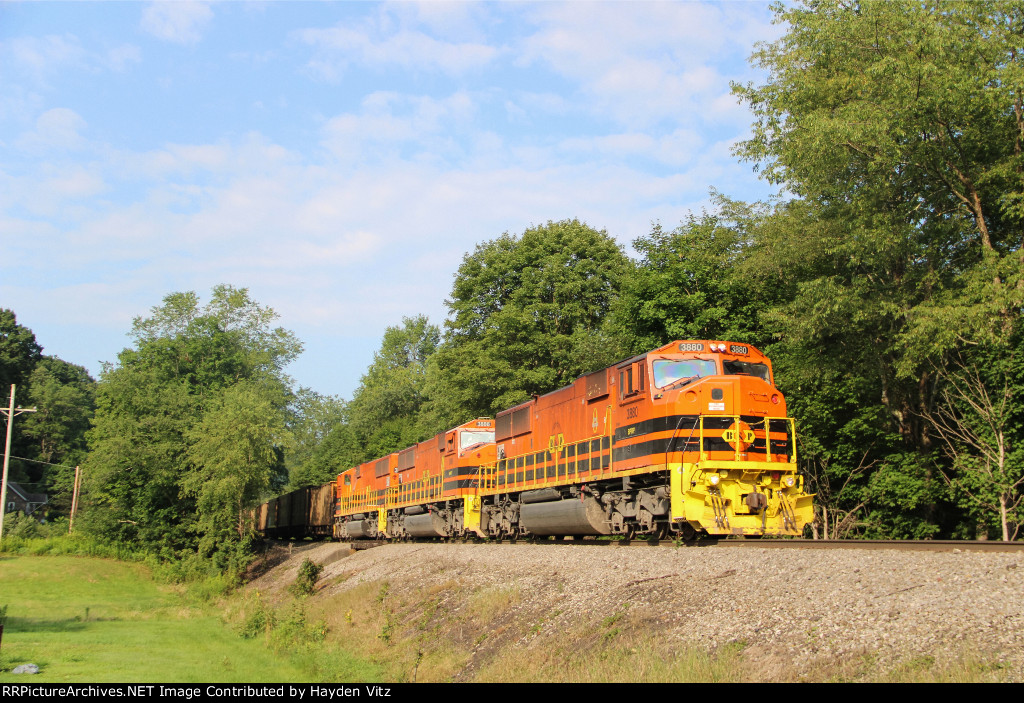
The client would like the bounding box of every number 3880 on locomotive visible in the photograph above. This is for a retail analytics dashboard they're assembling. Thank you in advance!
[330,340,814,541]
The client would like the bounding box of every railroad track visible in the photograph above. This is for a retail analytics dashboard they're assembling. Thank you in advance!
[703,538,1024,553]
[339,536,1024,553]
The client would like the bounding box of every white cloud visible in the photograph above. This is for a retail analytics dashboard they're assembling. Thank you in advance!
[558,127,704,167]
[0,34,140,95]
[387,1,491,42]
[297,10,499,80]
[3,35,84,77]
[104,44,143,72]
[41,168,106,201]
[15,107,88,152]
[140,1,214,45]
[515,1,775,128]
[320,92,478,164]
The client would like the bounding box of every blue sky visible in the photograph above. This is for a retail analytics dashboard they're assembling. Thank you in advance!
[1,1,784,400]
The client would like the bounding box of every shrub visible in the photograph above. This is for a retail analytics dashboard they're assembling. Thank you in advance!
[290,558,324,597]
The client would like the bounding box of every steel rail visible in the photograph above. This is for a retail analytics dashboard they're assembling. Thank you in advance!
[332,537,1024,553]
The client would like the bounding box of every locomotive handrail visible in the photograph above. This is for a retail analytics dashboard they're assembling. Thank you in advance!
[664,414,701,470]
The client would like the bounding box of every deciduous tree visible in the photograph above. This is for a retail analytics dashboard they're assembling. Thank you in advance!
[425,219,630,430]
[84,285,300,564]
[730,0,1024,537]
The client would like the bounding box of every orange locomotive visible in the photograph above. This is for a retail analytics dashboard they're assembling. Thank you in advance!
[330,340,813,540]
[334,418,496,540]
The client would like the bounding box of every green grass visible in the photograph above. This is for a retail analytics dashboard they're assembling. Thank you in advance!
[0,555,326,682]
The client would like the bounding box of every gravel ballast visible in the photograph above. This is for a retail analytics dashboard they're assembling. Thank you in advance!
[260,541,1024,680]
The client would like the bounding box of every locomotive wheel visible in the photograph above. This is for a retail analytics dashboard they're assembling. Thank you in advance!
[676,522,698,544]
[648,524,668,544]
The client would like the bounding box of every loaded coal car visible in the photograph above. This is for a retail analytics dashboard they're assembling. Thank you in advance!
[261,484,335,539]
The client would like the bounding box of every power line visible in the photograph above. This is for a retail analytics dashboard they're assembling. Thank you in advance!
[10,455,78,470]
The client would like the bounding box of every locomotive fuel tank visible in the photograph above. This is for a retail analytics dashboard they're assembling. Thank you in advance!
[519,496,612,536]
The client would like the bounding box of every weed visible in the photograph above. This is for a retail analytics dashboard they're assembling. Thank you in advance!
[882,650,1005,683]
[602,612,624,628]
[290,558,324,597]
[602,602,630,632]
[411,649,424,683]
[238,597,276,639]
[378,613,396,644]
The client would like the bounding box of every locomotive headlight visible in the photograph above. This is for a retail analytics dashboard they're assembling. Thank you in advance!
[784,476,796,488]
[708,474,720,486]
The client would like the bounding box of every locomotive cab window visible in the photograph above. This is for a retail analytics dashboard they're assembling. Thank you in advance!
[652,358,717,389]
[723,359,770,383]
[619,361,647,400]
[460,429,494,454]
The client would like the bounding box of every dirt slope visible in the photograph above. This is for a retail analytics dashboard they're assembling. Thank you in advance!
[245,540,1024,682]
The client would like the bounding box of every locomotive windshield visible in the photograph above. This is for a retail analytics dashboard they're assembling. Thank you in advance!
[652,358,718,388]
[460,430,494,452]
[723,359,770,383]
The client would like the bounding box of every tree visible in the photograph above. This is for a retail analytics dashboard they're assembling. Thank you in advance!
[0,311,96,511]
[285,388,347,489]
[0,309,42,390]
[21,357,96,512]
[611,195,784,355]
[348,315,439,461]
[184,380,290,563]
[84,285,301,563]
[736,0,1024,354]
[924,350,1024,541]
[425,219,630,430]
[0,310,45,485]
[295,316,441,482]
[730,0,1024,537]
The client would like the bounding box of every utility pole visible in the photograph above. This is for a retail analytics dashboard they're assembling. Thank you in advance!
[69,465,81,533]
[1,384,37,545]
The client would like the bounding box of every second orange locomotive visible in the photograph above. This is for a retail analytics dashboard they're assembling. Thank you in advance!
[331,340,813,540]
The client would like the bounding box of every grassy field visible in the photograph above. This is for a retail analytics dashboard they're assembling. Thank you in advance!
[0,554,376,683]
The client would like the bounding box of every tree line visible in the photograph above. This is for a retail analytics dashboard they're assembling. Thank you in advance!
[0,310,95,518]
[2,1,1021,571]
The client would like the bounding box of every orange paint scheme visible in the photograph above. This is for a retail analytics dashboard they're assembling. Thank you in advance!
[266,340,812,541]
[335,454,395,518]
[334,418,497,537]
[485,340,792,493]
